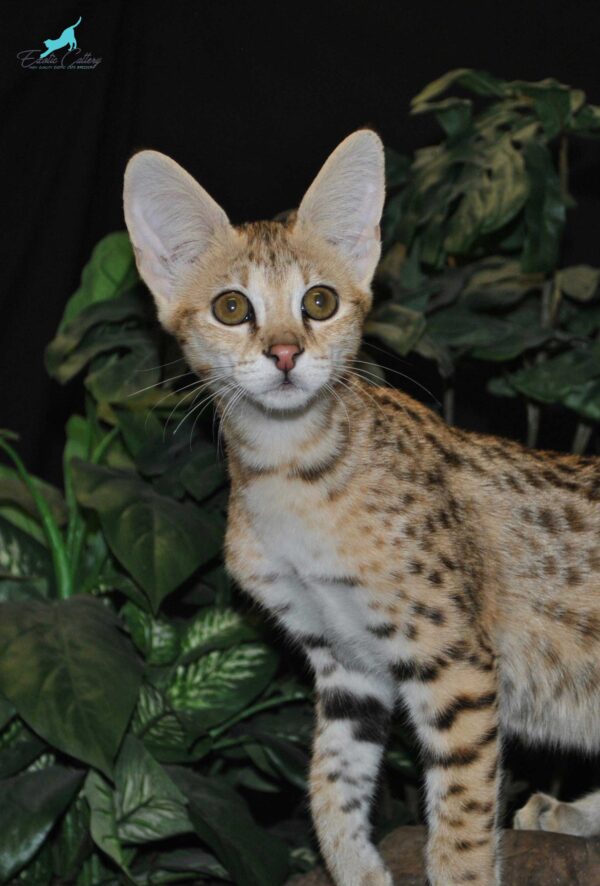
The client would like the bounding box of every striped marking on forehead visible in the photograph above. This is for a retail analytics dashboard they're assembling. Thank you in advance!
[234,220,311,284]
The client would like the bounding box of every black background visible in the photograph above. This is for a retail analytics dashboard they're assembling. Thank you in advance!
[3,0,600,480]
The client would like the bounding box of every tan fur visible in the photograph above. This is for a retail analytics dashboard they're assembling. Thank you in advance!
[123,130,600,886]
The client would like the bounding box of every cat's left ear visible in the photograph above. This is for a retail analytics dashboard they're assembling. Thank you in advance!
[123,150,231,327]
[296,129,385,288]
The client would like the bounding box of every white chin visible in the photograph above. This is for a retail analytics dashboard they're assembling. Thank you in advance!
[254,382,315,412]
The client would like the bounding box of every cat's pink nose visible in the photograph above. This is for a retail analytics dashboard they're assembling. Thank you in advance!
[268,344,302,373]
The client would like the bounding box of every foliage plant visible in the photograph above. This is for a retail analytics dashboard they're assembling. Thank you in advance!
[2,67,600,885]
[370,68,600,451]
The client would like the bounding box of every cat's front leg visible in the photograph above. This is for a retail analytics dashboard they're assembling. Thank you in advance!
[306,644,395,886]
[400,652,501,886]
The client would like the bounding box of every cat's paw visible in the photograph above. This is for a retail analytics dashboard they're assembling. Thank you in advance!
[513,792,587,836]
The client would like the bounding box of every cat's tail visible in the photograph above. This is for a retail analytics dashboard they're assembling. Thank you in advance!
[72,15,82,28]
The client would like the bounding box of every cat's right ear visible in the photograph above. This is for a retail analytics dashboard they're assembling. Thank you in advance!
[123,151,230,326]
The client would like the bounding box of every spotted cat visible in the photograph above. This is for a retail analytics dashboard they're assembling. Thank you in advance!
[123,130,600,885]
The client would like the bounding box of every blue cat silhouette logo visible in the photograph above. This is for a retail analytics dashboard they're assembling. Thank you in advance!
[16,14,102,70]
[39,15,82,59]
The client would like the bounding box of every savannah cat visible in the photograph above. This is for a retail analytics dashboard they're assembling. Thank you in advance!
[123,130,600,885]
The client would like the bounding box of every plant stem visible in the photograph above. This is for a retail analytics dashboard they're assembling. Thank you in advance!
[572,421,593,455]
[559,135,569,202]
[443,384,455,425]
[526,402,541,449]
[0,437,72,599]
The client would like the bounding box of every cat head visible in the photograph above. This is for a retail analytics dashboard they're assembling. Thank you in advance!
[43,39,52,48]
[123,130,385,414]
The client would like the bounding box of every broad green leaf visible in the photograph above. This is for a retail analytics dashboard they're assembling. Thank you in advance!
[47,326,152,386]
[557,265,600,302]
[166,643,278,734]
[0,719,46,778]
[0,597,142,775]
[85,348,160,404]
[169,768,289,886]
[487,375,518,398]
[462,258,542,309]
[179,443,227,502]
[84,771,132,872]
[0,516,52,590]
[180,607,260,662]
[507,343,600,404]
[0,505,47,547]
[411,68,508,105]
[115,736,192,843]
[426,304,508,350]
[384,147,411,188]
[0,766,83,882]
[131,847,230,884]
[364,304,426,356]
[521,140,566,273]
[0,466,66,527]
[51,794,90,882]
[122,602,181,665]
[563,379,600,422]
[58,232,140,331]
[131,683,198,764]
[515,79,571,138]
[72,460,223,610]
[444,139,528,254]
[0,695,14,731]
[412,97,472,138]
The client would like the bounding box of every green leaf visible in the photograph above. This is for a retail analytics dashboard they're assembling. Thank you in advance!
[131,847,230,884]
[72,460,223,611]
[557,265,600,302]
[563,379,600,422]
[0,695,14,731]
[0,466,67,527]
[0,766,83,882]
[384,147,411,189]
[131,683,197,764]
[444,139,528,254]
[412,97,472,138]
[47,325,152,386]
[0,720,46,779]
[169,768,289,886]
[85,348,160,404]
[58,232,140,332]
[521,140,566,273]
[507,343,600,404]
[411,68,508,106]
[122,602,181,666]
[0,516,52,590]
[364,304,426,356]
[0,597,142,775]
[166,643,278,735]
[179,443,227,502]
[84,771,132,873]
[180,607,260,662]
[115,736,192,844]
[51,793,91,882]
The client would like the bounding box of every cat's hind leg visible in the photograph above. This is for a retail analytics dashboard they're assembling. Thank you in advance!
[514,789,600,837]
[307,644,395,886]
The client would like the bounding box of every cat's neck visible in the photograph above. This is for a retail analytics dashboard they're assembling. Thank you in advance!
[220,384,352,476]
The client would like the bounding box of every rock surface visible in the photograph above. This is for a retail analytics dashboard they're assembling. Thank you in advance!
[286,826,600,885]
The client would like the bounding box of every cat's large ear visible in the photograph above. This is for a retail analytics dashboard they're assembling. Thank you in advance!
[296,129,385,288]
[123,151,230,325]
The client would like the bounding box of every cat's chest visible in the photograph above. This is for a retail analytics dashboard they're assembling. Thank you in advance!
[241,474,358,575]
[236,476,397,670]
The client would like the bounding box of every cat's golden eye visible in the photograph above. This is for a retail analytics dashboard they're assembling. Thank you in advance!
[302,286,338,321]
[212,291,253,325]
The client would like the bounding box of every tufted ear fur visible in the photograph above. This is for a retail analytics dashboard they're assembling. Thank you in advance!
[296,129,386,288]
[123,150,231,325]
